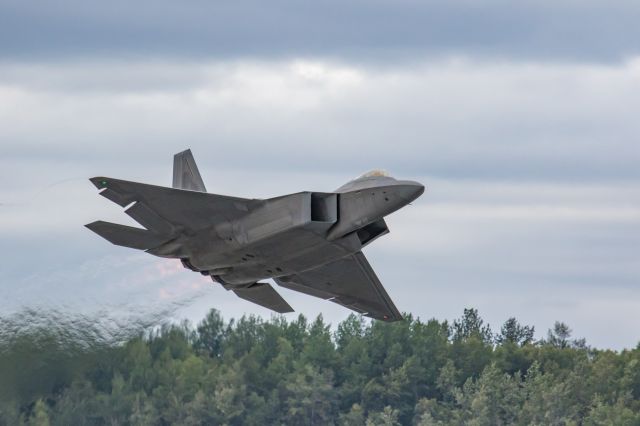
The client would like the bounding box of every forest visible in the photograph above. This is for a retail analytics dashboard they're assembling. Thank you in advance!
[1,308,639,425]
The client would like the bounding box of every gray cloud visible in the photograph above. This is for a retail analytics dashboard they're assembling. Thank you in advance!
[1,59,639,181]
[1,1,639,62]
[1,57,639,349]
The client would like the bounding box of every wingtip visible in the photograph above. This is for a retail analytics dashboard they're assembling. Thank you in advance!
[85,220,110,233]
[84,220,100,229]
[273,301,295,314]
[89,177,110,190]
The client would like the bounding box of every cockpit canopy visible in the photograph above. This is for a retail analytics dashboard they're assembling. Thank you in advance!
[335,169,396,192]
[356,169,391,179]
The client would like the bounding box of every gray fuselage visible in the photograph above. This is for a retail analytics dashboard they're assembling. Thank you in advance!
[149,175,424,287]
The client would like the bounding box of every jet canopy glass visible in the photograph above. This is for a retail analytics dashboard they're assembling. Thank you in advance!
[356,169,391,179]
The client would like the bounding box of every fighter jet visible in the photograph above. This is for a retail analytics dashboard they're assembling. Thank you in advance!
[86,150,424,321]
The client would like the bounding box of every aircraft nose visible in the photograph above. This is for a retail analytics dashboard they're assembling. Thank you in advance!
[396,181,425,203]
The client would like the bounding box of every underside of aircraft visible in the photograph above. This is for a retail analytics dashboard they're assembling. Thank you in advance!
[86,150,424,321]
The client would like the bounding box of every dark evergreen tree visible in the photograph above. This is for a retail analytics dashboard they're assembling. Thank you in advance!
[495,317,535,346]
[452,308,493,344]
[194,309,225,358]
[1,307,638,425]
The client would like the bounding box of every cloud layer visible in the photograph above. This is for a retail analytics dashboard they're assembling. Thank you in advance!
[1,57,639,349]
[2,58,639,181]
[1,1,639,62]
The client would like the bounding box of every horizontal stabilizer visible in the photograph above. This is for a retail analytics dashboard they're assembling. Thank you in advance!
[85,221,169,250]
[173,149,207,192]
[125,202,174,235]
[233,282,294,314]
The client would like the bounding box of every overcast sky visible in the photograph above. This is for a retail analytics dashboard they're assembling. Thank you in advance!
[1,1,639,349]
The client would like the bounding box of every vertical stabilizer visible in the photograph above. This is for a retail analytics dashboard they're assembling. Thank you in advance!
[173,149,207,192]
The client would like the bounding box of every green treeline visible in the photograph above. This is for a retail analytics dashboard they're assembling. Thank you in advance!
[2,308,640,425]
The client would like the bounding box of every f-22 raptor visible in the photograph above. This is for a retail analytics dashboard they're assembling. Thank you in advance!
[86,150,424,321]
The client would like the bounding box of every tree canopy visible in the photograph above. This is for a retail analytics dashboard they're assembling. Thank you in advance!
[1,307,639,425]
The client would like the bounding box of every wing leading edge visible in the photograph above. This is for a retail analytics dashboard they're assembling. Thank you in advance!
[274,252,403,321]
